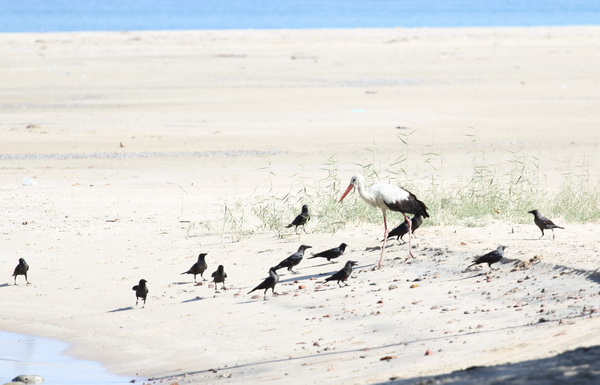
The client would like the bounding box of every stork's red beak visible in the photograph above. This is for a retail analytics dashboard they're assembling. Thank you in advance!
[339,184,354,202]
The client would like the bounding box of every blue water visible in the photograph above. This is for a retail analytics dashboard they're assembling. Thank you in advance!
[0,331,137,385]
[1,0,599,33]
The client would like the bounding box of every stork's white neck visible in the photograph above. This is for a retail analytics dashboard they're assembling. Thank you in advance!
[352,174,378,208]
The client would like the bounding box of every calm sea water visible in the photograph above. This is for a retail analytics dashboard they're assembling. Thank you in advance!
[0,330,136,385]
[1,0,599,32]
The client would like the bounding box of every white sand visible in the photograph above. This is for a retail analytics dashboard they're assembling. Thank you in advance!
[0,27,598,384]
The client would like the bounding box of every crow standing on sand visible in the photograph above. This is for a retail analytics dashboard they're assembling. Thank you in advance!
[211,265,227,292]
[285,204,310,233]
[308,243,348,263]
[181,253,208,282]
[273,245,312,274]
[132,279,148,307]
[528,210,564,239]
[12,258,30,285]
[466,246,507,270]
[385,215,424,244]
[324,260,358,287]
[247,267,279,299]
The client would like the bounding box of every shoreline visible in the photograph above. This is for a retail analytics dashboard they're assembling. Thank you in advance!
[0,330,136,384]
[1,23,600,34]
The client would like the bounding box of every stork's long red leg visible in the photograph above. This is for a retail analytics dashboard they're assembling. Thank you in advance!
[404,213,416,259]
[379,212,388,268]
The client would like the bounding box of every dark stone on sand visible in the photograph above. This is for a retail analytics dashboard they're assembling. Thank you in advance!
[11,375,44,384]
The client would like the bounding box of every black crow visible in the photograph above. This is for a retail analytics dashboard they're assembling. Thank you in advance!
[211,265,227,292]
[467,246,507,270]
[308,243,347,263]
[247,267,279,299]
[132,279,148,307]
[285,204,310,233]
[181,253,208,282]
[386,215,424,244]
[324,260,358,287]
[528,210,564,239]
[13,258,29,285]
[273,245,312,274]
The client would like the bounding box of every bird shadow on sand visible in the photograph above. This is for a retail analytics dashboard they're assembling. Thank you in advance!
[587,271,600,285]
[502,257,597,285]
[549,264,600,285]
[277,263,373,284]
[384,242,407,249]
[237,296,279,304]
[279,263,374,284]
[171,281,195,286]
[107,306,134,313]
[278,272,328,284]
[306,261,342,268]
[181,296,206,303]
[452,271,493,280]
[313,284,353,292]
[456,258,600,285]
[0,283,11,288]
[522,237,557,241]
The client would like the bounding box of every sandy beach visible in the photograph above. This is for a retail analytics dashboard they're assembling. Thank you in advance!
[1,27,599,384]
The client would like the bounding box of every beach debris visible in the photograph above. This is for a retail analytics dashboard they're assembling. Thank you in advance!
[512,255,543,271]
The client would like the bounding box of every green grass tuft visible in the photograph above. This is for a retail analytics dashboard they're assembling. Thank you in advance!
[208,135,599,240]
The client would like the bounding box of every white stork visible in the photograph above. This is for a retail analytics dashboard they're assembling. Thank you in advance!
[339,174,429,267]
